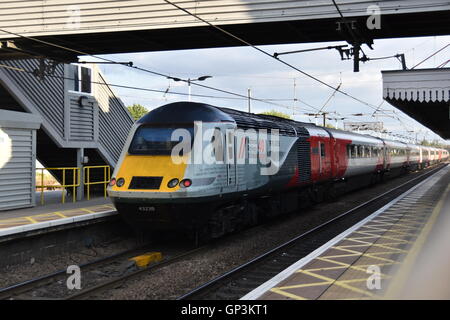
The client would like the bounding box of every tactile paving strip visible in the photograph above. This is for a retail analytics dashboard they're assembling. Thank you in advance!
[259,168,450,300]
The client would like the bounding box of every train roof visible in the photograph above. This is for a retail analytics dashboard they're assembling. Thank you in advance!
[139,102,446,151]
[218,106,314,136]
[137,102,235,124]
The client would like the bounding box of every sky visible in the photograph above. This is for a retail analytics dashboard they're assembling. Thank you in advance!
[87,35,450,145]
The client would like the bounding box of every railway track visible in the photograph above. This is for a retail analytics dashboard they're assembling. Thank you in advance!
[65,245,210,300]
[0,245,154,300]
[1,165,445,300]
[0,240,214,300]
[178,164,447,300]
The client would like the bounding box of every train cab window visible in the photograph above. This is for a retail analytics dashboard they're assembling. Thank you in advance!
[129,125,194,155]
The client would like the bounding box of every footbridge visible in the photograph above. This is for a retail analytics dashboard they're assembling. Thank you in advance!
[0,1,449,61]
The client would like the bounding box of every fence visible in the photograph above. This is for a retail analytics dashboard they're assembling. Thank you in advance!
[36,167,80,205]
[36,165,111,204]
[84,165,111,200]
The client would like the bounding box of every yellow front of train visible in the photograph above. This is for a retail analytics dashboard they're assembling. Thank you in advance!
[107,122,196,230]
[108,124,192,195]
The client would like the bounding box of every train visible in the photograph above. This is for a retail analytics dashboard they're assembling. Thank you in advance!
[107,102,449,238]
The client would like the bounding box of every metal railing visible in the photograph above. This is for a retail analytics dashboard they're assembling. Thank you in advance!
[36,167,80,205]
[84,165,111,200]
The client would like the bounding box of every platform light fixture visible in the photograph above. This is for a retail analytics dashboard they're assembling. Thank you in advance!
[169,76,213,101]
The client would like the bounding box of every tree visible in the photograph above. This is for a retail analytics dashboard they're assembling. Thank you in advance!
[127,104,148,121]
[259,110,292,120]
[420,139,449,149]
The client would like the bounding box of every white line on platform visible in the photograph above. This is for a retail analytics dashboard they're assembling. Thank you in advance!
[240,168,445,300]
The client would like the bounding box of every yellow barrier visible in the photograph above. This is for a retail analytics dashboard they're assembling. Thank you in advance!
[84,165,111,200]
[36,167,80,205]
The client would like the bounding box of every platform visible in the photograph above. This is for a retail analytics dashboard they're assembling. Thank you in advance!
[0,191,117,238]
[242,165,450,300]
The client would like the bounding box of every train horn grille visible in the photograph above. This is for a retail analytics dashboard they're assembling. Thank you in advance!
[129,176,163,190]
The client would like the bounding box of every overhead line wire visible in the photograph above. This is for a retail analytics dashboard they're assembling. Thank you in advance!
[162,0,398,118]
[0,27,312,113]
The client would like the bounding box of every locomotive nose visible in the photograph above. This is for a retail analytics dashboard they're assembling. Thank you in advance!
[109,154,189,192]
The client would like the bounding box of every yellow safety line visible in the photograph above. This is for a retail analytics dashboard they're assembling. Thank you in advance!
[318,254,398,268]
[0,206,110,225]
[305,263,394,273]
[54,212,68,218]
[25,217,38,224]
[0,217,30,223]
[348,234,414,244]
[384,183,450,299]
[333,244,408,255]
[337,241,407,249]
[335,242,410,252]
[363,223,421,232]
[80,208,95,214]
[320,253,360,259]
[269,288,308,300]
[345,235,381,241]
[353,229,416,238]
[275,280,333,290]
[296,269,378,298]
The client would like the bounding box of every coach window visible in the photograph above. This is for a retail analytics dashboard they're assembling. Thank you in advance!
[320,142,325,157]
[358,145,364,158]
[347,144,353,158]
[246,137,250,160]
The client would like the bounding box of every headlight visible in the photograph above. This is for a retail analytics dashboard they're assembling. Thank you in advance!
[116,178,125,187]
[180,179,192,188]
[167,178,179,188]
[109,178,116,186]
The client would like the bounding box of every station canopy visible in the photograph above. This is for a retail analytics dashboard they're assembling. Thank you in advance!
[382,68,450,139]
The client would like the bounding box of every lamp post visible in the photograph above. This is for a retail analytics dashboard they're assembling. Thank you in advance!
[170,75,212,101]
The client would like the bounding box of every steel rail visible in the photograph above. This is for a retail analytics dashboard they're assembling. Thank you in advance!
[65,245,211,300]
[0,244,153,300]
